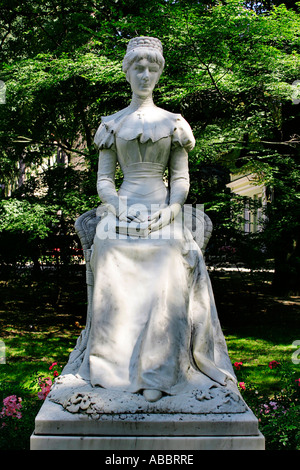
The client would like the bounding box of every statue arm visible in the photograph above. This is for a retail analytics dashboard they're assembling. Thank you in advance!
[168,146,190,207]
[97,149,144,222]
[149,146,190,232]
[96,148,120,215]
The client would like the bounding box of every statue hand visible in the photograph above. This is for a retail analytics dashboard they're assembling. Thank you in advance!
[118,205,146,223]
[106,200,145,223]
[148,203,181,233]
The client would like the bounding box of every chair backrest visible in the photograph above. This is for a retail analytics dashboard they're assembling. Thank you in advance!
[75,208,100,253]
[75,206,213,258]
[181,205,213,251]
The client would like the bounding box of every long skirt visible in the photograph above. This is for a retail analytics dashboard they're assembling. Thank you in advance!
[70,210,235,395]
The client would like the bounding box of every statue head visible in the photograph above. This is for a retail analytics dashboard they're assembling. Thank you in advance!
[122,37,165,89]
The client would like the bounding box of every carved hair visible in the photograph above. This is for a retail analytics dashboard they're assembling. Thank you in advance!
[122,36,165,79]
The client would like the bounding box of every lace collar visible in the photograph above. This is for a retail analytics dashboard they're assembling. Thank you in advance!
[94,102,195,152]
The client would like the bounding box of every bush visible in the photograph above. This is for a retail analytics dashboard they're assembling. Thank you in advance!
[234,360,300,450]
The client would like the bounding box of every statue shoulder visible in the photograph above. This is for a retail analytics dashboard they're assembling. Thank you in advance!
[101,107,131,125]
[94,107,131,149]
[154,107,181,121]
[161,110,196,152]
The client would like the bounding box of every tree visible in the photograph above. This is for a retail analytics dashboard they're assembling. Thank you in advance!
[0,0,299,291]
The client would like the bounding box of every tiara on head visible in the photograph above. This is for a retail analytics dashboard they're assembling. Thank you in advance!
[126,37,163,56]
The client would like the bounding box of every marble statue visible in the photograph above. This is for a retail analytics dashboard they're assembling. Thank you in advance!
[49,37,245,415]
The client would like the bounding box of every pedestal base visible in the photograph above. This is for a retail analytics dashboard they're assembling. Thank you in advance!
[30,433,265,450]
[30,398,265,450]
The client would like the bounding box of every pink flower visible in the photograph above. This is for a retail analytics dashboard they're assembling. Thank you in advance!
[268,360,280,369]
[0,395,22,420]
[38,377,53,400]
[295,378,300,387]
[239,382,246,390]
[38,363,60,400]
[234,361,243,370]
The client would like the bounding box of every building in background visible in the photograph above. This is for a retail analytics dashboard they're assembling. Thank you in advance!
[226,173,268,233]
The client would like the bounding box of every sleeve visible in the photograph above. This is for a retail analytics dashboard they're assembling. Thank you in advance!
[168,115,194,206]
[171,115,196,153]
[169,146,190,206]
[94,121,116,151]
[96,148,119,212]
[94,116,121,213]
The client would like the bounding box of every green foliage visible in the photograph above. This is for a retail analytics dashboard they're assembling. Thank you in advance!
[237,361,300,450]
[0,0,299,289]
[0,164,98,266]
[0,198,56,240]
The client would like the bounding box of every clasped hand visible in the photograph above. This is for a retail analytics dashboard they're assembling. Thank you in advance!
[148,203,181,233]
[114,202,181,233]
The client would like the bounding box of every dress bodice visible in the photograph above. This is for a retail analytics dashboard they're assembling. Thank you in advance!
[116,136,171,171]
[94,103,195,210]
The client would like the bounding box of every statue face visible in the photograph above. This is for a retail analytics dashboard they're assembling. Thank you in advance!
[127,57,161,97]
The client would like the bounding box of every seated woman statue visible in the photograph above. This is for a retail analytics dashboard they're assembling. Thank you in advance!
[62,37,236,404]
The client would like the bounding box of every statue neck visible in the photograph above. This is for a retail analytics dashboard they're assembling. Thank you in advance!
[129,93,155,110]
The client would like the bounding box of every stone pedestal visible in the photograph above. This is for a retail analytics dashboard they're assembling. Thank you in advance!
[30,398,264,450]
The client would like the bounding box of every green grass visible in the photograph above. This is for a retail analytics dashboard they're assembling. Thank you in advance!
[226,333,297,390]
[0,265,299,450]
[210,268,300,449]
[0,265,85,450]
